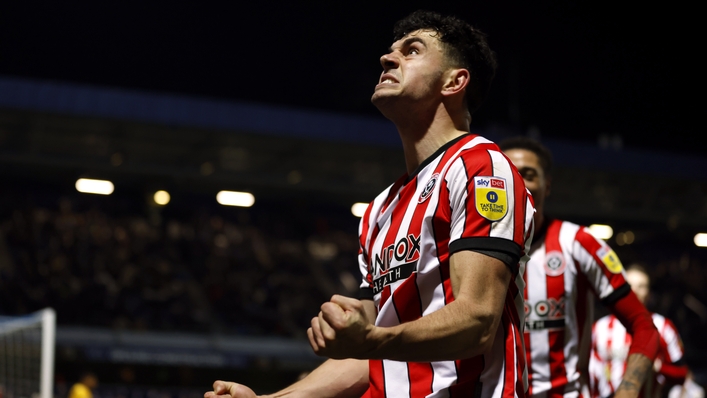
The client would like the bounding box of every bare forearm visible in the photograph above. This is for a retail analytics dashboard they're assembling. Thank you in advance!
[264,359,368,398]
[310,252,510,363]
[615,354,653,398]
[358,252,508,362]
[364,297,499,362]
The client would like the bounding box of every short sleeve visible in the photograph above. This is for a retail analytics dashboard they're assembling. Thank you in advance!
[573,227,630,305]
[445,148,532,270]
[661,318,685,363]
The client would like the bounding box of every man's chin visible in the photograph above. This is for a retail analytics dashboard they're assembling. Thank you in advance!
[371,91,396,108]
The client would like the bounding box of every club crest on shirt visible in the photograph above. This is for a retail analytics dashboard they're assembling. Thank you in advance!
[596,246,623,274]
[473,176,508,221]
[418,173,439,203]
[544,251,566,276]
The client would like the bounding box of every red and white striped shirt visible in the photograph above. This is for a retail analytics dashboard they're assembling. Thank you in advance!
[523,219,630,398]
[589,313,685,398]
[358,134,534,398]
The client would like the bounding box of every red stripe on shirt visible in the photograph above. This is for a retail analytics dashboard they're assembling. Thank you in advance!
[460,149,495,239]
[449,357,484,397]
[434,177,453,304]
[607,316,616,396]
[545,220,568,398]
[523,264,533,396]
[368,359,385,398]
[509,287,527,397]
[408,362,435,398]
[576,269,590,374]
[503,294,525,398]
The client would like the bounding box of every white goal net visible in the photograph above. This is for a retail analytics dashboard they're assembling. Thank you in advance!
[0,308,55,398]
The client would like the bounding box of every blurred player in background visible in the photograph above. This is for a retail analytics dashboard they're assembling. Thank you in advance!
[669,376,705,398]
[205,9,534,398]
[589,265,689,398]
[499,137,660,398]
[68,371,98,398]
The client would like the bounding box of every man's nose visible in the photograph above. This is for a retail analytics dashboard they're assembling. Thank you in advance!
[380,52,399,70]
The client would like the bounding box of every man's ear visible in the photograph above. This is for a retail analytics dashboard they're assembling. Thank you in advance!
[441,68,470,97]
[545,176,552,198]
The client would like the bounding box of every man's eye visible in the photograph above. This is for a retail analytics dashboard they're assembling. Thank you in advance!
[409,48,419,55]
[520,170,537,181]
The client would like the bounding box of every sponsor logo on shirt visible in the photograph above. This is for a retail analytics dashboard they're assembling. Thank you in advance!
[474,176,508,221]
[524,297,566,331]
[372,233,421,294]
[372,261,416,294]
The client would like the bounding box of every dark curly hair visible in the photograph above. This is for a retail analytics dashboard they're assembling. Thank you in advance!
[393,10,497,114]
[498,136,554,178]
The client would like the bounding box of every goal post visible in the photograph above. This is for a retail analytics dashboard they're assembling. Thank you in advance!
[40,309,55,398]
[0,308,56,398]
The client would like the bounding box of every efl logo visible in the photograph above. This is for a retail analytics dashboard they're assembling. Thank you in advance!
[596,246,623,274]
[473,176,508,222]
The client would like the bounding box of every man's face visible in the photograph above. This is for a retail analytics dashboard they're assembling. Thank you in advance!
[371,29,448,110]
[503,148,550,213]
[626,269,650,304]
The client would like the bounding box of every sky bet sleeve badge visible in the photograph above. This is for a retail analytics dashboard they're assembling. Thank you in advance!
[473,176,508,221]
[595,246,623,274]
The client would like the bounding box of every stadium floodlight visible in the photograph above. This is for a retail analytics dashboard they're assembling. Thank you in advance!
[153,190,171,205]
[588,224,613,240]
[216,190,255,207]
[694,233,707,247]
[351,202,368,218]
[75,178,114,195]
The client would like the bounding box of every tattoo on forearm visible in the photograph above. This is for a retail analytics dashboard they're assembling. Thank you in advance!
[617,354,653,395]
[618,379,640,392]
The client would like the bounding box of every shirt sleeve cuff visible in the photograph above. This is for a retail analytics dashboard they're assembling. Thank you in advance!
[449,237,523,273]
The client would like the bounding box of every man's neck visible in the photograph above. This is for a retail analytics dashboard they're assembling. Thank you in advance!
[533,212,546,238]
[393,104,470,174]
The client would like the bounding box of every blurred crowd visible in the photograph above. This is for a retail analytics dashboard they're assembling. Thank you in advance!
[0,191,360,338]
[1,189,706,378]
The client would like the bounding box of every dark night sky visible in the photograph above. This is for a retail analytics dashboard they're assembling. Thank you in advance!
[1,1,702,156]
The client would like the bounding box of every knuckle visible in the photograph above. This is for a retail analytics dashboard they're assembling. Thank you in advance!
[324,330,337,341]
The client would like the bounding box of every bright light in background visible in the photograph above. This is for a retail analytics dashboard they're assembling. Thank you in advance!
[75,178,114,195]
[351,202,368,217]
[216,191,254,207]
[589,224,613,240]
[153,190,171,205]
[694,233,707,247]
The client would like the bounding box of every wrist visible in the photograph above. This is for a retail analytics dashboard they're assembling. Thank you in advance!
[361,324,395,360]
